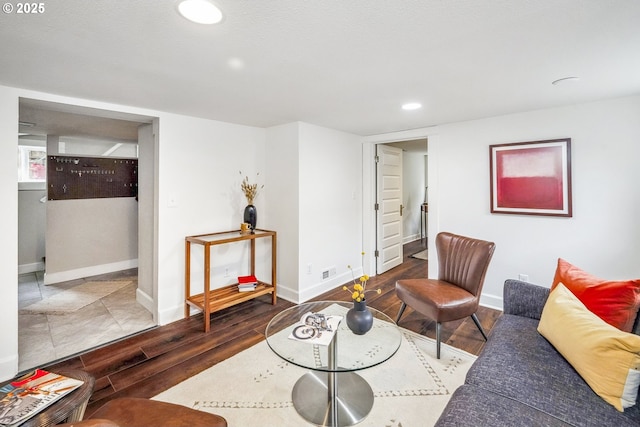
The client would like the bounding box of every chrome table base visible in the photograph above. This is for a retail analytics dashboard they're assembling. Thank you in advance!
[292,370,374,427]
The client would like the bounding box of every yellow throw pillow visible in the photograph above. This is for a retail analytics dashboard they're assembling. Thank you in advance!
[538,283,640,411]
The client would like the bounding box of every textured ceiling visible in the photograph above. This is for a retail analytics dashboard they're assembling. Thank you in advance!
[2,0,639,136]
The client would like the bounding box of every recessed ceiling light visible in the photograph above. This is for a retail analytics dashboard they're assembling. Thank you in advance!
[552,76,580,86]
[227,57,245,70]
[177,0,223,25]
[402,102,422,111]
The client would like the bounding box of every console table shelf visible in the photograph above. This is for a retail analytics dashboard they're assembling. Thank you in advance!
[185,229,277,332]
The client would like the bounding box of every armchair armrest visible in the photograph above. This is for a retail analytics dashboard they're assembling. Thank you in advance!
[503,279,550,320]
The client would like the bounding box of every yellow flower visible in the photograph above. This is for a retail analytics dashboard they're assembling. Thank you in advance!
[343,253,378,302]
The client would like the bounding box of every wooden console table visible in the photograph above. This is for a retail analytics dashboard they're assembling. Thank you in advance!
[184,229,277,332]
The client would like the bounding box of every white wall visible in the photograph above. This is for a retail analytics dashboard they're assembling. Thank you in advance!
[137,123,157,314]
[265,122,364,302]
[297,123,363,301]
[45,198,138,283]
[402,151,426,242]
[156,112,268,324]
[18,188,46,272]
[428,95,640,309]
[265,122,300,301]
[18,138,46,273]
[0,87,19,379]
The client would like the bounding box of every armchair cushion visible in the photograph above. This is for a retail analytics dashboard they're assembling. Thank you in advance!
[395,279,477,322]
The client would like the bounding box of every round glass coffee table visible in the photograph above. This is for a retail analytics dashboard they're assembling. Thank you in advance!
[265,301,402,427]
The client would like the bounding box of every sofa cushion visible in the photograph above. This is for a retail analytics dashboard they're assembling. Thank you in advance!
[435,385,571,427]
[538,283,640,411]
[552,258,640,332]
[465,314,640,426]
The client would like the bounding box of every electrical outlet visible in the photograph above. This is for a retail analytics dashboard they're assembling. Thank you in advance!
[518,274,529,282]
[224,268,229,277]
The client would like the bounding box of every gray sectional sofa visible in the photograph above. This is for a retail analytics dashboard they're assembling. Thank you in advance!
[435,279,640,426]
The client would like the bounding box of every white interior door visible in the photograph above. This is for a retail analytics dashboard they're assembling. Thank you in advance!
[376,144,403,273]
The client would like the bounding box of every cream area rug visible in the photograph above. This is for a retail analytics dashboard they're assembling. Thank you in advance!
[153,328,476,426]
[411,249,428,260]
[20,280,132,315]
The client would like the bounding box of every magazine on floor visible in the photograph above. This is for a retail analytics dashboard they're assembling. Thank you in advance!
[288,311,343,346]
[0,369,84,427]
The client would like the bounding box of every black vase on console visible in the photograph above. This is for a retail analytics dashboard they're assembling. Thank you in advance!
[244,204,257,233]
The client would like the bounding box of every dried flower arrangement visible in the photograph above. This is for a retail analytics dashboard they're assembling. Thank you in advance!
[240,171,264,205]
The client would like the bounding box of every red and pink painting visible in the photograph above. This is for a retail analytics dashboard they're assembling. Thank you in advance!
[490,139,572,217]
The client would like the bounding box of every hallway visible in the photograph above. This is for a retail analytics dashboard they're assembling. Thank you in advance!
[18,268,155,373]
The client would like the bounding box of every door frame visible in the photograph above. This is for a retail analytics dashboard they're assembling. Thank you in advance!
[361,130,436,278]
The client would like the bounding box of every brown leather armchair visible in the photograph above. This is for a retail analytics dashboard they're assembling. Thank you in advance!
[58,398,227,427]
[395,232,496,358]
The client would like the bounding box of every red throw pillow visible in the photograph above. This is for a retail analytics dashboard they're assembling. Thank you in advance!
[551,258,640,332]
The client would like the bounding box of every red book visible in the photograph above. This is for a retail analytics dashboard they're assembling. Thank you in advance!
[238,275,258,285]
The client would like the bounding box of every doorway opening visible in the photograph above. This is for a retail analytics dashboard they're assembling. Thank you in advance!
[374,138,428,275]
[17,98,158,372]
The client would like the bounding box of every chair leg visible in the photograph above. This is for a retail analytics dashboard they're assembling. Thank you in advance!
[396,302,407,323]
[470,313,488,341]
[436,322,442,359]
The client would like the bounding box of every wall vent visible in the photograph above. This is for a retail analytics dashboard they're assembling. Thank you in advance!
[322,266,336,280]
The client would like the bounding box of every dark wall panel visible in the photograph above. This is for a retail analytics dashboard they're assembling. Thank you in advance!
[48,155,137,200]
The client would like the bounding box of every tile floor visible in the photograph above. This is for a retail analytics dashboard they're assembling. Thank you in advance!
[18,268,156,373]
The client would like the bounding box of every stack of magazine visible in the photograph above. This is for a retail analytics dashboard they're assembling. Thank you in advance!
[0,369,83,427]
[288,312,343,346]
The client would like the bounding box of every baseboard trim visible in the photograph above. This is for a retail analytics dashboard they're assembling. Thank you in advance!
[403,234,421,244]
[0,354,18,383]
[136,287,155,320]
[480,292,503,312]
[44,259,138,285]
[18,261,45,275]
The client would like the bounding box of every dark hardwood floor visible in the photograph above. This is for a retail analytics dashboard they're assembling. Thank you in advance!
[45,239,502,416]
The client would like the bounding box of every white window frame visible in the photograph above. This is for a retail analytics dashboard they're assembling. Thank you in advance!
[18,145,47,190]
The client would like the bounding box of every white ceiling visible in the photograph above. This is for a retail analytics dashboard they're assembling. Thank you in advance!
[2,0,639,137]
[19,98,149,141]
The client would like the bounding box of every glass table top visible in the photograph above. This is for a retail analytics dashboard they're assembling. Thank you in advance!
[265,301,402,373]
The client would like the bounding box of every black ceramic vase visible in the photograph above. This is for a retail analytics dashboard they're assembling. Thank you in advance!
[243,204,257,232]
[346,300,373,335]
